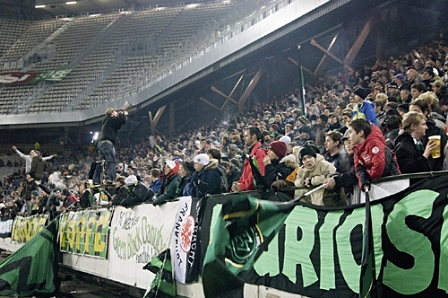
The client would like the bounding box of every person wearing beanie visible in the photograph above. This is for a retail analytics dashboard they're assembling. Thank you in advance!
[269,123,280,139]
[120,174,150,207]
[397,103,409,116]
[190,153,223,198]
[294,146,338,206]
[352,87,377,125]
[262,141,296,189]
[153,160,180,205]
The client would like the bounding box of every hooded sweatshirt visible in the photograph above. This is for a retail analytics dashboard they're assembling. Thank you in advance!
[352,124,399,184]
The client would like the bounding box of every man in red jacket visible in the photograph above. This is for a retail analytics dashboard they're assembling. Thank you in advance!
[347,119,400,191]
[231,126,267,192]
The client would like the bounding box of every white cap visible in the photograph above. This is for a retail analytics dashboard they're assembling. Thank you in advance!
[124,175,137,186]
[279,135,291,145]
[165,160,176,170]
[193,154,210,166]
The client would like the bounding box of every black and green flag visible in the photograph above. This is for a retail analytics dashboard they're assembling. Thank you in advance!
[359,191,376,298]
[201,175,448,297]
[0,219,59,297]
[202,194,294,297]
[143,249,176,298]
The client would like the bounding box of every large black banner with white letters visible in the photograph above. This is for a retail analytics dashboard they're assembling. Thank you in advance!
[201,176,448,297]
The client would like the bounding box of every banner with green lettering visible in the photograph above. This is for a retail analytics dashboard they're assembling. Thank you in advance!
[11,215,48,243]
[31,67,71,83]
[202,176,448,297]
[59,209,111,258]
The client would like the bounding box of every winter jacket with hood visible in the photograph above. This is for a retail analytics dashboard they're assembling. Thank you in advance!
[353,124,400,187]
[190,159,223,198]
[264,154,297,188]
[294,154,336,206]
[153,161,180,205]
[30,155,44,180]
[238,141,267,191]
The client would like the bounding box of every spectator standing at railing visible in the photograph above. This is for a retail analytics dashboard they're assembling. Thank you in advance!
[111,176,128,206]
[153,160,180,205]
[347,119,400,191]
[262,140,295,189]
[294,146,339,206]
[120,175,150,207]
[190,154,223,198]
[394,111,436,176]
[231,126,267,192]
[79,181,93,209]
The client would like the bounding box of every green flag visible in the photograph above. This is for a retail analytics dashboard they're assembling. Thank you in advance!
[143,249,176,298]
[202,194,294,297]
[359,191,377,298]
[0,219,59,297]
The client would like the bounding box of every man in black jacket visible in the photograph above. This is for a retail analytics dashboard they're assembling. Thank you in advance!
[120,175,150,207]
[93,108,128,186]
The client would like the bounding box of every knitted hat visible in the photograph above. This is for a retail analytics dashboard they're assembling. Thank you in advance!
[319,114,328,123]
[124,175,138,186]
[31,190,39,196]
[298,115,309,124]
[279,135,291,145]
[270,123,279,131]
[299,146,317,162]
[193,154,210,166]
[394,73,406,82]
[268,141,287,158]
[397,103,409,113]
[299,125,312,135]
[387,83,398,89]
[354,88,369,100]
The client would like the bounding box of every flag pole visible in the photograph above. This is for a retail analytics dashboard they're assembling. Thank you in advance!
[298,45,306,114]
[290,184,326,203]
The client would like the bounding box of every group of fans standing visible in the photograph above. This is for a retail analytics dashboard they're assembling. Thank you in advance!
[2,38,448,219]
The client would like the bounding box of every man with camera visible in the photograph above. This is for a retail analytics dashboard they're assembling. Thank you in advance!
[93,108,128,186]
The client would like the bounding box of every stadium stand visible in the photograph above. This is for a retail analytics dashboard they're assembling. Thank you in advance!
[0,0,274,116]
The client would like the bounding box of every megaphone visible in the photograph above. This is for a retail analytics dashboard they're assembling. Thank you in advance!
[121,101,133,111]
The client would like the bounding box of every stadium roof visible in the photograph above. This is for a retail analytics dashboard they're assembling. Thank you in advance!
[34,0,216,16]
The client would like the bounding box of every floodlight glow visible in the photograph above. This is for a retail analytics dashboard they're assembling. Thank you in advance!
[35,5,45,8]
[66,1,77,4]
[186,3,199,9]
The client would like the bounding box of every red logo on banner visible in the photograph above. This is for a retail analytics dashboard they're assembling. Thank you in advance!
[180,215,195,253]
[0,72,40,85]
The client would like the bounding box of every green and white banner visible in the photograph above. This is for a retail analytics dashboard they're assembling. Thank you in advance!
[202,176,448,297]
[31,67,71,82]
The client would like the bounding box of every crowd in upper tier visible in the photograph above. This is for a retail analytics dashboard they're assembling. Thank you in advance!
[2,37,448,218]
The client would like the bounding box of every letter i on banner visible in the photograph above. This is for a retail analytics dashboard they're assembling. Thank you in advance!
[359,190,376,298]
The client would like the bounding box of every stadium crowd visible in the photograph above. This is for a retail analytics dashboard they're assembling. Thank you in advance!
[2,37,448,219]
